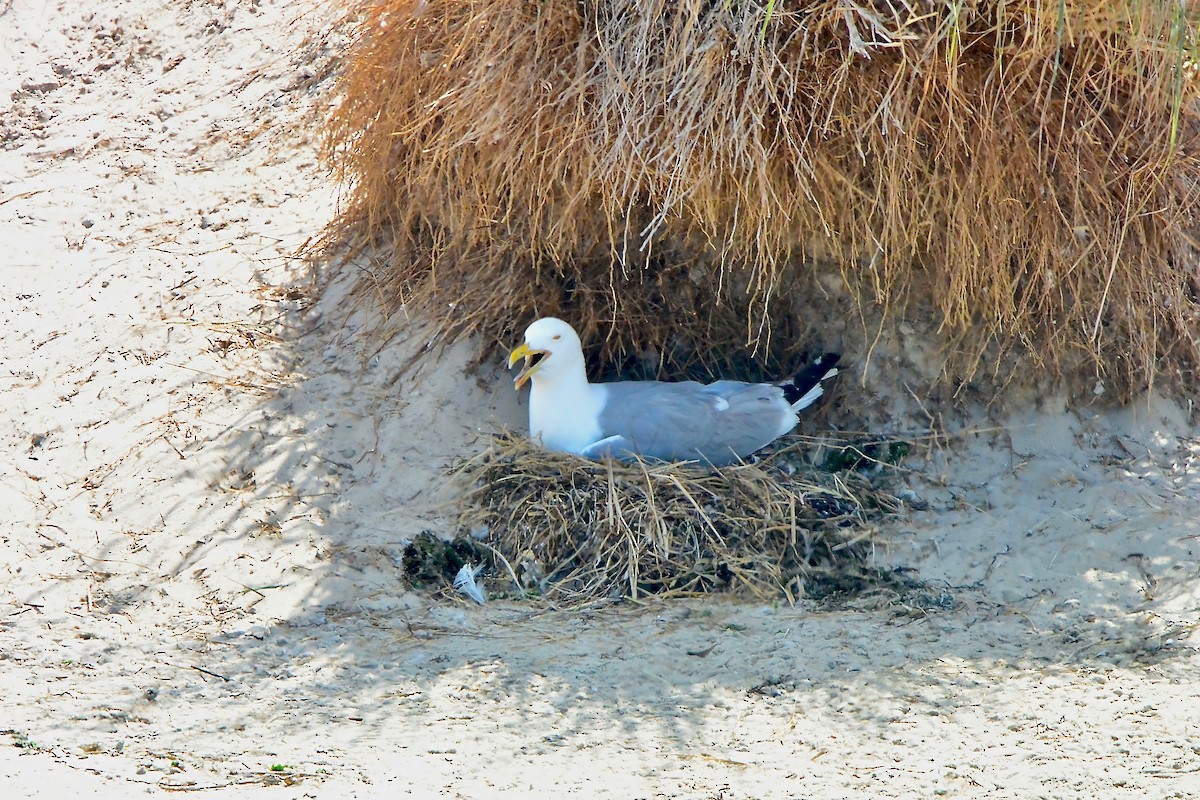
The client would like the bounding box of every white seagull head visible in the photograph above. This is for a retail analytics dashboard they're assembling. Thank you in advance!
[507,317,585,389]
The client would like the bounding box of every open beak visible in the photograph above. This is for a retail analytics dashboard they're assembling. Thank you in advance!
[507,343,549,390]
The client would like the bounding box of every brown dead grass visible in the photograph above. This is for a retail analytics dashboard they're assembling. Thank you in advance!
[322,0,1200,400]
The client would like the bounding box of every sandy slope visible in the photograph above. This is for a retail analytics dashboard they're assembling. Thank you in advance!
[3,1,1199,798]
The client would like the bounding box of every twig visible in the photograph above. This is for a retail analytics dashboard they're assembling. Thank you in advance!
[160,435,186,460]
[0,188,42,205]
[190,665,232,682]
[235,582,288,598]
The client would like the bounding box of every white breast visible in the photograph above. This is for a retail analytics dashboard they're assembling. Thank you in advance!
[530,382,605,455]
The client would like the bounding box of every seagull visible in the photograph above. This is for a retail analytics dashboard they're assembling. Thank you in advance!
[506,317,839,466]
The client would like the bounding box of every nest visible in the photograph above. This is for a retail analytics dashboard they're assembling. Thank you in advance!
[322,0,1200,402]
[453,434,906,602]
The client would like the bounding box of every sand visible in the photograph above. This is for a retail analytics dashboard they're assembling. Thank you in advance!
[3,1,1199,798]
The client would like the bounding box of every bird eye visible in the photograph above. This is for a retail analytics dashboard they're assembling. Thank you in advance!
[552,335,561,340]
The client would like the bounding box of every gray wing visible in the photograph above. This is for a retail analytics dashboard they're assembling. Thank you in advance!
[591,380,795,465]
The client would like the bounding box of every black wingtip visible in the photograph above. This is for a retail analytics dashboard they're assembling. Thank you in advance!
[781,353,841,406]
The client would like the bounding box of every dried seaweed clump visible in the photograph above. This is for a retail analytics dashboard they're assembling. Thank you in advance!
[323,0,1200,400]
[455,435,903,601]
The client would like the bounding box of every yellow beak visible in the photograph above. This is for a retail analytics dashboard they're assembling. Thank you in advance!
[507,343,548,390]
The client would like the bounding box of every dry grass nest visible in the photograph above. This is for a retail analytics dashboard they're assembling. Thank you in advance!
[444,433,919,604]
[321,0,1200,403]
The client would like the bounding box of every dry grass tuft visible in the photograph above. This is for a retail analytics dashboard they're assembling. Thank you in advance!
[322,0,1200,399]
[454,434,905,602]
